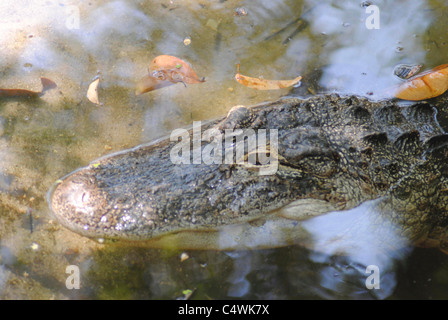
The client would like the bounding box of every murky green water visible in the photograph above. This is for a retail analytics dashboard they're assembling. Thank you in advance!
[1,0,448,299]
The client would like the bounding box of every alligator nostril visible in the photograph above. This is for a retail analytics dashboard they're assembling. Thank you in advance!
[81,192,88,203]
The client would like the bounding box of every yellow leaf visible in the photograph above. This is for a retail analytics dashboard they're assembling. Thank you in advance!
[235,64,302,90]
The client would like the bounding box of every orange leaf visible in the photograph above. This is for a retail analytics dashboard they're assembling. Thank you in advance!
[235,64,302,90]
[149,55,205,84]
[136,55,205,94]
[394,64,448,101]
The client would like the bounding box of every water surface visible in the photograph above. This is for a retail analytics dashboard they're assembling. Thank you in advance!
[1,0,448,299]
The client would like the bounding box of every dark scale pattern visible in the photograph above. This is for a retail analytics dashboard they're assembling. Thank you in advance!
[49,94,448,249]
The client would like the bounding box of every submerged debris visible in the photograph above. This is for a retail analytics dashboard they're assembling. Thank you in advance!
[206,18,220,31]
[183,36,192,46]
[180,252,189,262]
[234,7,248,16]
[176,288,195,300]
[264,6,314,44]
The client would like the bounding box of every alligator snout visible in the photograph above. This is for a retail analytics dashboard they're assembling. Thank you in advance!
[49,171,110,239]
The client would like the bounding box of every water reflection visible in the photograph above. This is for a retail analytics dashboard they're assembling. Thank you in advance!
[0,245,15,297]
[303,199,412,299]
[304,1,433,98]
[304,200,410,266]
[74,1,153,50]
[211,199,413,299]
[225,251,252,298]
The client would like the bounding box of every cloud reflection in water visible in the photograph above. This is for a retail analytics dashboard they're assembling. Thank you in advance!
[306,1,432,98]
[303,199,412,299]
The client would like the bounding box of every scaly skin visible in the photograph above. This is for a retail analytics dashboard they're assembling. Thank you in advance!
[48,94,448,250]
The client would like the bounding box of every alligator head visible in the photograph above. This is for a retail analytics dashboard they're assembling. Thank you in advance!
[48,94,448,251]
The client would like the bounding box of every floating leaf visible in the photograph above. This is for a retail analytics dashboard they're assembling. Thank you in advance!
[149,55,205,84]
[87,78,101,105]
[394,64,448,101]
[136,55,205,95]
[0,77,57,99]
[235,64,302,90]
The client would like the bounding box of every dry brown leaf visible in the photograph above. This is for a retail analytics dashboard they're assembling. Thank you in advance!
[394,64,448,101]
[235,64,302,90]
[0,77,57,99]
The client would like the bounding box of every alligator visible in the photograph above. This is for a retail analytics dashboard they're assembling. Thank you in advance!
[48,93,448,251]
